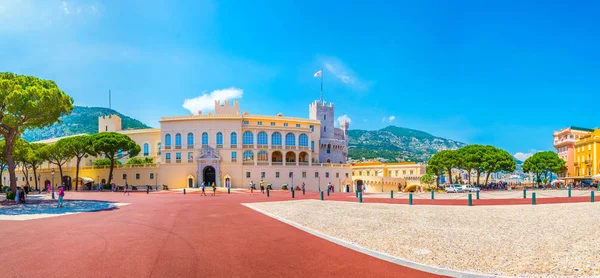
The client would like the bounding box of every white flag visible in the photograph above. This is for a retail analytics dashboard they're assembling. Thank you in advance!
[314,70,322,77]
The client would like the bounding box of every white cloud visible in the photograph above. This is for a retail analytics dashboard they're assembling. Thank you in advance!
[337,114,351,124]
[183,87,243,114]
[514,152,535,161]
[319,56,371,91]
[381,116,396,123]
[62,1,69,15]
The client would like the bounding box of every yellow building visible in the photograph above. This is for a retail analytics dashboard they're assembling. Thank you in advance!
[351,161,426,192]
[3,99,353,191]
[574,129,600,178]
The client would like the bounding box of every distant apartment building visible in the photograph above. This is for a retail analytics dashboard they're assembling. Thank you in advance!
[553,126,593,177]
[574,129,600,178]
[351,161,426,192]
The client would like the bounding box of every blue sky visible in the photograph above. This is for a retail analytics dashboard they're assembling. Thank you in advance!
[1,0,600,159]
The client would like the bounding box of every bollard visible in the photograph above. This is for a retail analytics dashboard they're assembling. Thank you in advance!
[431,190,434,200]
[266,188,270,197]
[476,190,480,200]
[532,192,536,205]
[320,191,324,201]
[292,190,295,198]
[592,191,595,203]
[468,193,472,206]
[390,190,394,199]
[156,185,158,191]
[409,193,413,205]
[359,192,363,203]
[147,187,149,194]
[523,188,527,199]
[568,186,572,197]
[184,188,186,194]
[302,188,305,195]
[228,187,230,194]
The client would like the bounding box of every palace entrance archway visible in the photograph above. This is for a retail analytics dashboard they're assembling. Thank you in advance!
[203,166,216,187]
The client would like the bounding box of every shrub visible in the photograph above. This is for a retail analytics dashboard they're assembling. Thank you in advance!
[102,184,111,190]
[6,190,16,200]
[281,185,288,190]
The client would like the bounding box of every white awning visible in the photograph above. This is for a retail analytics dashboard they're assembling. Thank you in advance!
[592,174,600,179]
[79,177,94,183]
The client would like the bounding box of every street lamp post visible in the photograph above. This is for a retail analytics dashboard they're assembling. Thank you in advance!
[51,169,55,199]
[318,176,321,192]
[37,174,41,193]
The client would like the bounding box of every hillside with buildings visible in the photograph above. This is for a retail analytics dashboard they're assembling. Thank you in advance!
[21,106,150,142]
[347,126,466,162]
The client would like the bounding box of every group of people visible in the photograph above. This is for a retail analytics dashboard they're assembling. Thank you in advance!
[247,181,337,194]
[199,181,217,196]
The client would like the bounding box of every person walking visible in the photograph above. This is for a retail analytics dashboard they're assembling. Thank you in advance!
[57,185,65,208]
[249,181,254,195]
[200,182,207,196]
[15,187,21,204]
[301,182,305,192]
[211,182,216,196]
[47,183,51,194]
[260,179,265,194]
[123,182,130,196]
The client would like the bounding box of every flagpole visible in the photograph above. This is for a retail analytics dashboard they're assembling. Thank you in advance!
[320,68,323,102]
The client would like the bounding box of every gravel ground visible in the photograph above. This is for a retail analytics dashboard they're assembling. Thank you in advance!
[246,200,600,277]
[364,190,595,200]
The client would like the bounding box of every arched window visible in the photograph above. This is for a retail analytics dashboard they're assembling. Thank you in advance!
[299,134,308,146]
[272,132,282,146]
[311,141,314,151]
[143,143,149,156]
[157,142,162,155]
[202,132,208,146]
[285,133,295,146]
[243,150,254,161]
[243,131,253,145]
[257,131,268,146]
[257,150,268,162]
[230,132,237,146]
[187,133,194,146]
[326,144,331,154]
[175,133,182,147]
[216,132,223,145]
[165,134,171,147]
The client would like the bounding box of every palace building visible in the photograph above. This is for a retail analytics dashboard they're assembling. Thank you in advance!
[3,99,353,192]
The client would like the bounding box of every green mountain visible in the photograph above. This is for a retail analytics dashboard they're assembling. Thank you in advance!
[21,106,151,142]
[347,126,466,163]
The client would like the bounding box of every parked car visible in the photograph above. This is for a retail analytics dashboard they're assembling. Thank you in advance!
[445,185,458,193]
[452,184,464,193]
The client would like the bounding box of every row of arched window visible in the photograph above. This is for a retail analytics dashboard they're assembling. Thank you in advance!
[164,131,309,147]
[242,150,309,163]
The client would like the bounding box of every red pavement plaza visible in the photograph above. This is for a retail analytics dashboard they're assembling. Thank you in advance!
[0,191,438,278]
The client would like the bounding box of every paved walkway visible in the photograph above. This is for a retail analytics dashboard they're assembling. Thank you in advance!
[0,191,439,278]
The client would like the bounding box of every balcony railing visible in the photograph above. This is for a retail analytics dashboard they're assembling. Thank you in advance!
[176,159,181,163]
[298,146,309,151]
[230,144,237,148]
[585,160,593,164]
[188,159,193,163]
[175,146,181,150]
[299,162,309,166]
[257,161,269,165]
[272,162,283,166]
[187,145,194,149]
[165,159,171,163]
[242,144,253,149]
[574,162,580,166]
[243,161,254,165]
[202,144,208,148]
[165,146,171,150]
[216,144,223,149]
[272,145,283,149]
[231,158,237,162]
[285,146,295,150]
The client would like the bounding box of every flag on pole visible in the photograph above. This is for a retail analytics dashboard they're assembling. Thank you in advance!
[314,70,322,77]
